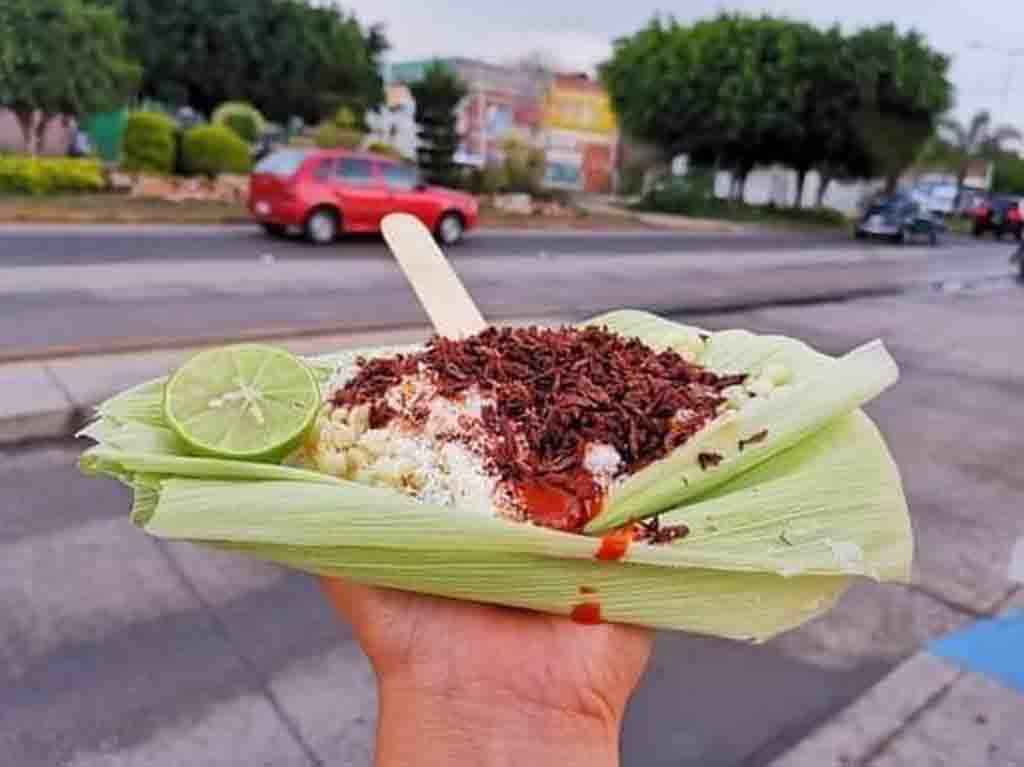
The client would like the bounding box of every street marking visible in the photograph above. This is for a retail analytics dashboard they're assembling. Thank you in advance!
[929,611,1024,695]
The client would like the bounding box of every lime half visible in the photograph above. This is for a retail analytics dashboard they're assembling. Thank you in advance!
[164,344,320,462]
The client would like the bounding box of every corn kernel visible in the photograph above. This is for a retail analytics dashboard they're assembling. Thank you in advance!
[347,446,374,471]
[349,404,370,433]
[359,429,391,457]
[315,448,349,477]
[330,424,357,450]
[330,407,350,427]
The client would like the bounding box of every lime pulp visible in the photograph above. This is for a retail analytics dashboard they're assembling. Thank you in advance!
[163,344,320,462]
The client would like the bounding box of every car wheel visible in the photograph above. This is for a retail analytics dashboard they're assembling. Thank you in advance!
[1016,228,1022,241]
[891,229,905,244]
[928,229,938,246]
[436,212,465,246]
[972,225,983,238]
[854,228,866,240]
[261,223,288,238]
[304,208,339,245]
[994,229,1004,241]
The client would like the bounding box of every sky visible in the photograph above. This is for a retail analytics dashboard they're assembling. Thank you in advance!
[340,0,1024,130]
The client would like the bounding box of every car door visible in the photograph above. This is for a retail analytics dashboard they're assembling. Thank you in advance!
[380,161,436,228]
[331,156,391,231]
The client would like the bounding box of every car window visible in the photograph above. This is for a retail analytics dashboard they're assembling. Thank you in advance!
[312,158,333,181]
[254,150,307,177]
[380,163,419,191]
[335,157,376,185]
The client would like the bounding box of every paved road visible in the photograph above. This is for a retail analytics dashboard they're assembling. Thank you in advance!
[0,225,861,267]
[0,227,1018,359]
[4,284,1022,766]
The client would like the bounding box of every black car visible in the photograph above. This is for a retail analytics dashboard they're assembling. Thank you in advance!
[855,194,944,245]
[969,196,1023,240]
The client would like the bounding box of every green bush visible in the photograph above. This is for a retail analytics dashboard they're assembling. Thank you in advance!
[0,157,105,195]
[180,125,251,177]
[212,101,265,143]
[500,138,545,194]
[366,141,401,158]
[122,111,176,174]
[314,123,363,149]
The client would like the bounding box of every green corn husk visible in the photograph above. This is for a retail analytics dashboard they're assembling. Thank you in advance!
[79,311,911,640]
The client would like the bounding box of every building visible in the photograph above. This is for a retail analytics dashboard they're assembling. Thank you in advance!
[540,74,617,193]
[378,58,618,193]
[365,84,418,160]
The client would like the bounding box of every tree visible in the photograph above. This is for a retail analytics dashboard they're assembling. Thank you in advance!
[939,110,1021,206]
[99,0,385,123]
[847,25,953,194]
[602,16,952,203]
[989,149,1024,195]
[602,16,822,201]
[0,0,139,154]
[410,61,467,186]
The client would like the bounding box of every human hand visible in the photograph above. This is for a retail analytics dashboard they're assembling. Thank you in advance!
[320,577,653,767]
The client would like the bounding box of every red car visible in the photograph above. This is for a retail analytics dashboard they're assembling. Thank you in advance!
[969,195,1023,240]
[248,149,479,245]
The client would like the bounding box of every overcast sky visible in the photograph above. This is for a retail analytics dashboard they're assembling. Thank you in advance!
[341,0,1024,130]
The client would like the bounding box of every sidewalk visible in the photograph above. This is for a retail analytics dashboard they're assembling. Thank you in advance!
[0,318,566,446]
[771,588,1024,767]
[576,195,749,233]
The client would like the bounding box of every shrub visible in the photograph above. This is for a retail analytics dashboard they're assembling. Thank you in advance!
[122,111,176,174]
[0,157,105,195]
[366,141,401,158]
[498,138,545,194]
[314,123,363,149]
[180,125,251,177]
[212,101,265,143]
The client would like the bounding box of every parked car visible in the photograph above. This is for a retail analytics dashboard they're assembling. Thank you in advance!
[968,195,1023,240]
[855,194,944,244]
[248,149,479,245]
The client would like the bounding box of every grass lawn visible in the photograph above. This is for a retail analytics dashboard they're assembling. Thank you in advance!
[0,194,660,231]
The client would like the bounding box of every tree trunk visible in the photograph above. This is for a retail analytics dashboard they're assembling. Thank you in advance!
[733,169,749,203]
[955,165,969,213]
[34,114,53,156]
[14,110,36,155]
[816,173,833,209]
[793,168,808,210]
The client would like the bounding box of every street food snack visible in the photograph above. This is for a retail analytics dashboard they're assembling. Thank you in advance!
[81,309,911,639]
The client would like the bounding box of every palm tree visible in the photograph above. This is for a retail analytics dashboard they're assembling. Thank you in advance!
[940,110,1022,207]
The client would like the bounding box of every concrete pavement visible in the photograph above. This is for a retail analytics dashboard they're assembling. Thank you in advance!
[4,281,1024,765]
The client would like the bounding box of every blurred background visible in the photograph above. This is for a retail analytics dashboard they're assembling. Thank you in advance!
[1,1,1022,765]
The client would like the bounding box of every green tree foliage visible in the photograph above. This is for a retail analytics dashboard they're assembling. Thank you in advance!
[121,111,176,173]
[212,102,266,143]
[180,124,251,177]
[101,0,386,123]
[410,61,467,186]
[499,137,546,194]
[938,110,1021,204]
[0,0,140,154]
[846,25,952,193]
[990,150,1024,195]
[602,15,953,201]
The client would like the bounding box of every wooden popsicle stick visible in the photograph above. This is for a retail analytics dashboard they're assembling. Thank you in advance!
[381,213,488,338]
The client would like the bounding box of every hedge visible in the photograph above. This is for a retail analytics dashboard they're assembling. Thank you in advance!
[212,101,265,143]
[314,123,363,149]
[181,124,251,177]
[0,157,105,195]
[122,111,177,174]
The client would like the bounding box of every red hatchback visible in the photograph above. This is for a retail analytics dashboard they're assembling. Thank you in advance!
[248,149,479,245]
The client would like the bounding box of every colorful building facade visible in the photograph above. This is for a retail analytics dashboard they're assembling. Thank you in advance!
[384,59,618,193]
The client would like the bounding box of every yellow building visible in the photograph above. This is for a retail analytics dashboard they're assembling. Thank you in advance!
[540,74,618,193]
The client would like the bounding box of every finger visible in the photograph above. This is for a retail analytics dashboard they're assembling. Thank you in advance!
[318,575,378,624]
